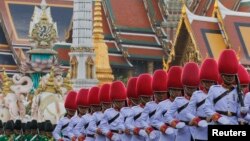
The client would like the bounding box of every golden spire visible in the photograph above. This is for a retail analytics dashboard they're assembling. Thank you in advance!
[63,69,73,91]
[1,68,13,95]
[43,67,61,94]
[93,0,114,85]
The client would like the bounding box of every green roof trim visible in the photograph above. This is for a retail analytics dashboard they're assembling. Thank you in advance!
[121,39,161,47]
[108,48,121,54]
[104,34,115,40]
[116,26,154,34]
[146,0,162,25]
[129,54,162,61]
[110,62,132,68]
[240,2,250,6]
[105,0,116,21]
[53,44,71,50]
[59,60,70,66]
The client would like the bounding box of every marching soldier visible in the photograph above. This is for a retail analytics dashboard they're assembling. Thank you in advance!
[166,62,200,141]
[86,86,101,141]
[237,64,250,125]
[238,64,250,95]
[24,121,33,141]
[186,58,219,141]
[155,66,183,141]
[44,121,54,141]
[14,119,23,141]
[89,84,111,141]
[146,70,175,141]
[30,120,39,141]
[99,81,127,141]
[0,120,14,141]
[129,74,154,141]
[53,90,78,141]
[38,122,46,141]
[204,49,249,125]
[67,88,89,141]
[123,77,139,141]
[0,120,3,136]
[74,87,99,141]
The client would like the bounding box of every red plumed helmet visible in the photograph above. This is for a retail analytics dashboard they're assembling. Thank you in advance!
[127,77,138,99]
[218,49,238,74]
[65,90,77,110]
[200,58,218,82]
[99,83,111,103]
[182,62,200,87]
[167,66,183,89]
[110,81,127,101]
[88,86,100,106]
[76,88,89,107]
[137,74,153,96]
[152,69,168,92]
[238,64,250,85]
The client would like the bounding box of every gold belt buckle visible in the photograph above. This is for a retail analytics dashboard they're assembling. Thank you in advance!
[227,111,232,116]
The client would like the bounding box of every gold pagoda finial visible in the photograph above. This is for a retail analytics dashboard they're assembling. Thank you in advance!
[43,67,61,94]
[93,0,114,84]
[1,68,13,95]
[162,56,168,71]
[181,5,187,16]
[63,69,73,91]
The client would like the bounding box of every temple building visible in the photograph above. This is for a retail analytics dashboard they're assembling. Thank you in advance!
[167,0,250,71]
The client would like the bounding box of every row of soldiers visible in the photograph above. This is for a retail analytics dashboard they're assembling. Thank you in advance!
[53,49,250,141]
[0,119,55,140]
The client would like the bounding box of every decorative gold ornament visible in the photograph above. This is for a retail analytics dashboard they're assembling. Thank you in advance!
[43,67,62,94]
[63,69,73,91]
[1,68,13,95]
[30,1,58,48]
[93,0,114,84]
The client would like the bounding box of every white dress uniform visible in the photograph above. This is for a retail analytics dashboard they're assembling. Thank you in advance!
[166,97,193,141]
[67,115,81,139]
[120,107,134,141]
[99,108,125,141]
[153,99,175,141]
[74,113,92,139]
[53,116,71,141]
[186,90,208,140]
[204,85,240,124]
[141,101,160,141]
[127,105,147,141]
[88,111,106,141]
[243,92,250,123]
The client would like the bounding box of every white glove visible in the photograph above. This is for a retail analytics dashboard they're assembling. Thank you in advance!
[138,129,148,138]
[165,127,174,135]
[240,106,249,114]
[149,131,157,140]
[218,117,230,125]
[198,120,208,127]
[176,122,185,129]
[111,133,120,141]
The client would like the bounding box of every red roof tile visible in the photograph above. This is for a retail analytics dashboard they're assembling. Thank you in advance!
[108,0,151,29]
[151,0,164,21]
[219,0,240,10]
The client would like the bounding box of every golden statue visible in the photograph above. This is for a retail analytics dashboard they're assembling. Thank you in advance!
[1,68,13,95]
